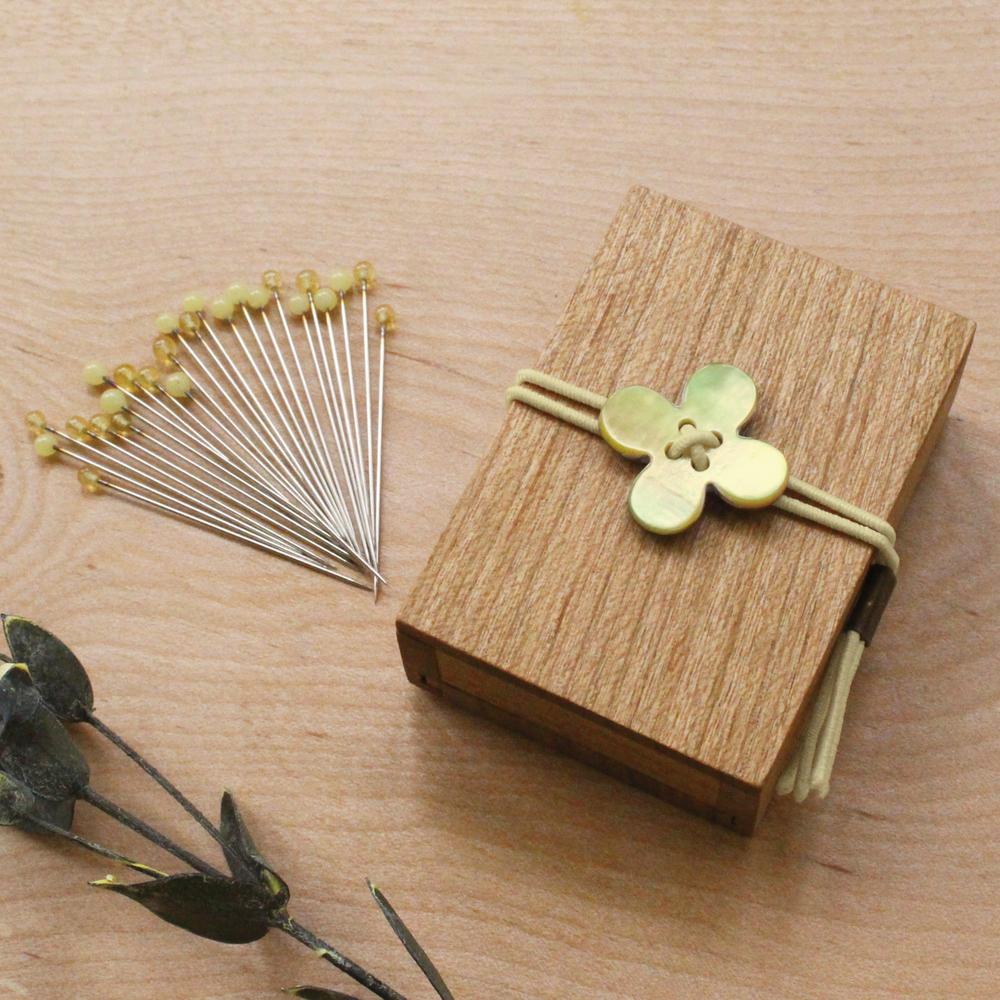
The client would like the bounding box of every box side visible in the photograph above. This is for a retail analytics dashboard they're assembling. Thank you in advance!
[397,623,763,833]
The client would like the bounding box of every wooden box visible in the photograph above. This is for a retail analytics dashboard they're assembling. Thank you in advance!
[397,187,974,833]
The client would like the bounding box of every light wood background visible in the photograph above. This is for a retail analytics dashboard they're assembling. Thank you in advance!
[0,3,997,998]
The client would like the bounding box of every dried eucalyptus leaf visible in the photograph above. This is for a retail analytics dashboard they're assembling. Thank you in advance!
[368,880,455,1000]
[29,791,76,830]
[2,615,94,722]
[92,873,273,944]
[0,663,42,731]
[219,790,261,867]
[283,988,361,999]
[0,700,89,801]
[1,768,76,830]
[219,791,289,905]
[0,770,35,825]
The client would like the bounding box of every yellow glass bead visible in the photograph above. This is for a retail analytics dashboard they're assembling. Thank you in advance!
[328,268,354,294]
[152,334,179,365]
[288,293,309,316]
[110,412,132,434]
[313,287,336,312]
[25,410,47,434]
[82,361,108,387]
[226,282,250,306]
[182,293,205,314]
[161,371,192,398]
[155,313,179,334]
[89,414,112,440]
[295,269,319,294]
[353,260,375,290]
[78,467,102,494]
[100,387,128,414]
[135,366,161,393]
[178,312,200,338]
[34,433,58,458]
[247,286,271,310]
[262,269,282,292]
[65,415,90,440]
[113,364,137,390]
[374,304,397,332]
[210,297,234,321]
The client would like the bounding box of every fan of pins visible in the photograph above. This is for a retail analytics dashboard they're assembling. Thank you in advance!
[26,264,396,596]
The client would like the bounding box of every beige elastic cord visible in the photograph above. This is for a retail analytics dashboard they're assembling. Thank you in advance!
[513,369,608,410]
[776,482,898,574]
[505,384,601,434]
[775,630,865,801]
[506,368,900,802]
[506,371,604,434]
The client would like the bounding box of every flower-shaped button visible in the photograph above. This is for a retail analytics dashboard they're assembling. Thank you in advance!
[598,364,788,534]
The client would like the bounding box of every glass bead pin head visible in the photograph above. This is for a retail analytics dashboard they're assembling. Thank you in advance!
[225,283,249,307]
[82,362,108,388]
[77,467,102,494]
[25,410,47,435]
[113,364,137,391]
[374,304,396,333]
[88,414,113,440]
[161,371,192,398]
[353,260,375,290]
[210,297,235,321]
[152,334,178,366]
[246,286,270,310]
[33,432,58,458]
[135,366,161,394]
[177,312,200,338]
[110,412,132,435]
[329,268,353,295]
[295,270,319,295]
[100,388,128,414]
[65,415,90,440]
[312,287,336,312]
[155,313,179,335]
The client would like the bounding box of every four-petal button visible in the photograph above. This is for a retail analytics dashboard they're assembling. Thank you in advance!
[598,364,788,534]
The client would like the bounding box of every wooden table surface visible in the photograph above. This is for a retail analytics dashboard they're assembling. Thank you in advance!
[1,3,997,998]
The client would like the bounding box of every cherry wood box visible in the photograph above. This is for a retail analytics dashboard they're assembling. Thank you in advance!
[397,187,974,833]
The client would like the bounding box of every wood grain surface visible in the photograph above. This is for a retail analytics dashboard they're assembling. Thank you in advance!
[0,2,997,998]
[399,186,974,831]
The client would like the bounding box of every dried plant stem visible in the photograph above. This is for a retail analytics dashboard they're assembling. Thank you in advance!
[23,814,163,875]
[80,785,223,878]
[279,917,409,1000]
[84,710,242,873]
